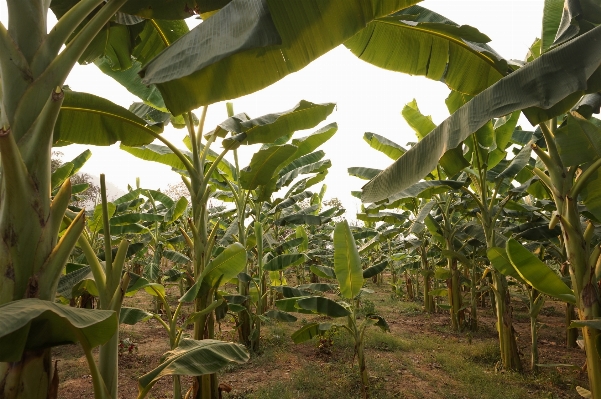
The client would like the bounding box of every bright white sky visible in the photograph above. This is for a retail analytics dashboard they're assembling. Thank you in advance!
[1,1,544,214]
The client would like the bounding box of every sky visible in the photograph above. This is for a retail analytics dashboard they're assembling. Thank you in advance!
[1,1,545,214]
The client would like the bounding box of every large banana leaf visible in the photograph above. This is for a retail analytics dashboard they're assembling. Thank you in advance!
[555,112,601,167]
[296,297,350,318]
[346,5,508,96]
[220,101,335,146]
[505,239,576,304]
[402,98,470,176]
[120,144,191,171]
[348,167,382,180]
[402,99,436,140]
[363,132,406,160]
[263,254,308,272]
[541,0,565,53]
[373,180,465,206]
[278,151,325,176]
[240,144,297,190]
[363,261,388,279]
[140,0,418,114]
[138,339,249,397]
[54,91,161,146]
[120,307,153,325]
[181,243,247,302]
[291,322,332,344]
[277,160,331,190]
[0,299,116,362]
[120,0,231,19]
[361,25,601,203]
[289,123,338,159]
[334,220,363,300]
[274,214,325,226]
[270,191,314,213]
[487,247,527,285]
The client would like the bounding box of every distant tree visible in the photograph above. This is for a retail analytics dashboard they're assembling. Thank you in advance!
[164,181,191,202]
[51,151,100,209]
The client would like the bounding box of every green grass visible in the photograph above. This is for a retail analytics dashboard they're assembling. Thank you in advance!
[219,286,585,399]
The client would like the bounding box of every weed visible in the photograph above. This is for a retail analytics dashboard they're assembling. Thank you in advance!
[357,298,377,318]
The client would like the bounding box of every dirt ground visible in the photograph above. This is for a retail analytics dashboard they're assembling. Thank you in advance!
[54,280,588,399]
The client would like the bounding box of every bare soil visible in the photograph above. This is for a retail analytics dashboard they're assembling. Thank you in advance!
[54,281,587,399]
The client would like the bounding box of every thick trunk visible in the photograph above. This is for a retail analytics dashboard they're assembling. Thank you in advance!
[356,334,369,399]
[0,350,54,399]
[492,271,522,372]
[447,257,463,331]
[468,264,478,331]
[566,304,578,348]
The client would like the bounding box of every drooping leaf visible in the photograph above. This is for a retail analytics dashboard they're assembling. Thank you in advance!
[296,296,350,318]
[240,144,297,190]
[120,144,190,171]
[137,339,249,397]
[264,309,297,322]
[270,191,313,213]
[278,151,325,176]
[555,112,601,167]
[221,101,335,146]
[120,307,153,325]
[163,250,191,264]
[55,91,160,146]
[291,322,332,344]
[140,0,417,113]
[362,25,601,203]
[57,266,92,300]
[494,143,533,181]
[363,132,406,160]
[289,123,338,159]
[348,167,382,180]
[0,299,116,362]
[487,247,527,285]
[363,261,388,279]
[505,239,576,304]
[310,265,336,279]
[275,214,325,226]
[375,180,465,206]
[263,254,308,272]
[346,5,507,96]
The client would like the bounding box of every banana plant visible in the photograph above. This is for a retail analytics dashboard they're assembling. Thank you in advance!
[0,1,168,397]
[138,240,248,399]
[201,101,337,351]
[488,242,559,373]
[121,98,334,395]
[283,220,389,399]
[497,111,601,397]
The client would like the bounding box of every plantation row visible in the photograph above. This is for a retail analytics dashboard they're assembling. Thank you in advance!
[1,1,601,399]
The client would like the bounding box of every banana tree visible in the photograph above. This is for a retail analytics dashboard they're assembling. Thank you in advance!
[359,1,601,382]
[495,110,601,397]
[282,220,389,399]
[0,0,172,397]
[488,242,558,373]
